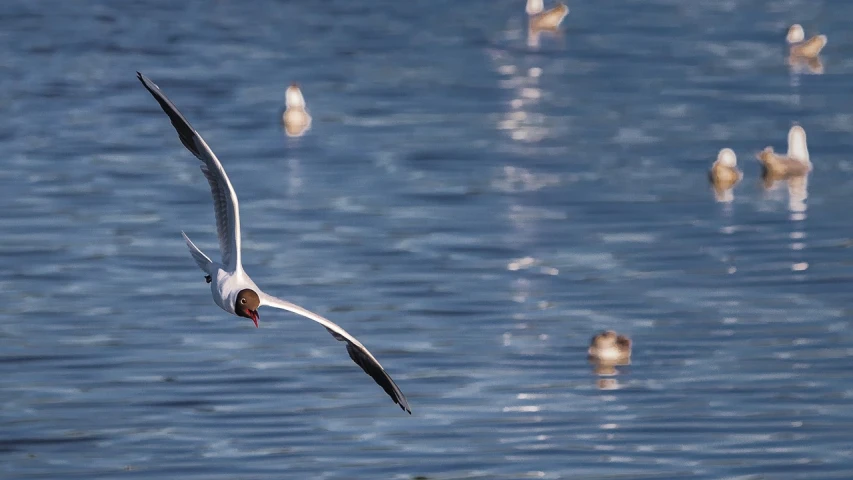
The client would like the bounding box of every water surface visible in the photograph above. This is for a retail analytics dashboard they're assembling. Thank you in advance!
[2,0,853,478]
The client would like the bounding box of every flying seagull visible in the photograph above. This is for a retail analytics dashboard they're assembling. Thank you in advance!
[137,72,410,413]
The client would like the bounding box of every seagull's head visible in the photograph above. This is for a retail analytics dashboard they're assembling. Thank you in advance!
[285,83,306,109]
[717,148,737,168]
[787,24,804,44]
[526,0,544,15]
[235,289,261,327]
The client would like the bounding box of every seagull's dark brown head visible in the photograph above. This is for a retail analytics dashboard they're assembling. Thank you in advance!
[235,289,261,328]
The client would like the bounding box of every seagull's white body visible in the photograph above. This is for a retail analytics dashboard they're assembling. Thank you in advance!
[138,72,410,413]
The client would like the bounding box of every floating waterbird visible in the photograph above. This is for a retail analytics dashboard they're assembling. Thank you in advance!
[588,330,631,364]
[708,148,743,202]
[787,24,827,59]
[756,125,812,180]
[282,83,311,137]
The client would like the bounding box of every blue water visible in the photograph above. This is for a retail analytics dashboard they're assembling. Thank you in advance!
[2,0,853,478]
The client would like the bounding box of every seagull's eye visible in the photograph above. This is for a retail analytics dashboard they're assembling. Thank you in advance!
[240,298,247,304]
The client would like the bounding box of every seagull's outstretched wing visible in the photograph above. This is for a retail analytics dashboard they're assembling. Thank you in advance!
[260,293,411,413]
[137,72,242,273]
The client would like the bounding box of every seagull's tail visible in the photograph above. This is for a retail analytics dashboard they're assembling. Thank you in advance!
[181,231,213,273]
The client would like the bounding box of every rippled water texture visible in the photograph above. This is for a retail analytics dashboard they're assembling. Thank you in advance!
[2,0,853,478]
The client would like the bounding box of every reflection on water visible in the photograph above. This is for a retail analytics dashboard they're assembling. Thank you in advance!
[761,172,810,214]
[789,220,809,274]
[596,377,619,390]
[493,166,560,192]
[284,157,303,198]
[788,55,824,75]
[712,185,734,204]
[787,174,808,213]
[489,25,561,145]
[527,25,564,50]
[495,63,549,143]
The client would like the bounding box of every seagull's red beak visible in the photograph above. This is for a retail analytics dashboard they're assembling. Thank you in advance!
[248,310,259,328]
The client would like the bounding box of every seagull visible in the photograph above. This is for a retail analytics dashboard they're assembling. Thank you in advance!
[786,24,827,59]
[282,83,312,138]
[708,148,742,203]
[587,330,631,364]
[756,125,812,181]
[137,72,410,414]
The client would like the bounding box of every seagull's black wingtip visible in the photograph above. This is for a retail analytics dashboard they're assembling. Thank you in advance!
[397,394,412,414]
[396,392,412,414]
[136,71,157,92]
[135,71,203,158]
